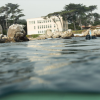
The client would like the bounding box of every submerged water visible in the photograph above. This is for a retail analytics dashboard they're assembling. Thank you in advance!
[0,37,100,96]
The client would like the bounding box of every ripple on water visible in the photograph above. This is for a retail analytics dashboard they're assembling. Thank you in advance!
[0,37,100,95]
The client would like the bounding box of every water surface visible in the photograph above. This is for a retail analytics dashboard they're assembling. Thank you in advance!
[0,37,100,96]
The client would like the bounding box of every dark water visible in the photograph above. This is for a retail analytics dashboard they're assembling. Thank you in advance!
[0,37,100,97]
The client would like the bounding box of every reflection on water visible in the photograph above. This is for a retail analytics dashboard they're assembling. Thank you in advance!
[0,37,100,96]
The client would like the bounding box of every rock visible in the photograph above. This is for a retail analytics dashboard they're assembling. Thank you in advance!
[52,30,73,39]
[91,29,97,36]
[45,29,53,38]
[37,35,47,40]
[60,30,73,38]
[29,29,73,41]
[0,39,5,43]
[82,29,90,36]
[96,31,100,37]
[0,25,3,34]
[52,32,62,38]
[52,34,61,38]
[7,24,29,42]
[82,29,100,37]
[0,34,4,39]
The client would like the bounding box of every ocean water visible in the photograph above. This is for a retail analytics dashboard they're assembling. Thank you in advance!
[0,37,100,99]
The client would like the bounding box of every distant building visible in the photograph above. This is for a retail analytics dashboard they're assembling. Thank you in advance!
[27,16,68,35]
[82,25,91,29]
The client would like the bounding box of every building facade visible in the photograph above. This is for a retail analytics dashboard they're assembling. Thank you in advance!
[27,16,68,35]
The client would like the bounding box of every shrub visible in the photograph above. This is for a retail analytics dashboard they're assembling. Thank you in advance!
[3,30,7,35]
[68,23,81,30]
[26,34,41,38]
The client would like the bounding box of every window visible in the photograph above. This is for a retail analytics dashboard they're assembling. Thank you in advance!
[48,25,49,28]
[29,21,31,24]
[44,25,45,28]
[38,31,39,34]
[42,25,43,28]
[42,31,43,33]
[50,25,52,28]
[29,21,35,24]
[48,20,49,22]
[54,24,56,28]
[38,26,39,29]
[40,31,41,33]
[39,20,41,23]
[29,21,33,24]
[38,20,40,23]
[40,25,41,29]
[50,20,51,22]
[46,25,47,28]
[44,21,45,23]
[34,26,35,29]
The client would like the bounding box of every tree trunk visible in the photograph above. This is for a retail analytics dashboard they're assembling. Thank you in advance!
[52,18,59,32]
[73,21,76,30]
[80,18,82,30]
[56,23,59,32]
[66,20,68,30]
[12,10,15,24]
[5,13,8,33]
[65,21,66,31]
[13,15,15,24]
[91,11,94,24]
[58,16,63,31]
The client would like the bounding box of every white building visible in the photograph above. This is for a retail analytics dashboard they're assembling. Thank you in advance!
[27,16,68,35]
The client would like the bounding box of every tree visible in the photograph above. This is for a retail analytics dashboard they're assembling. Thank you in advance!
[5,3,25,24]
[44,11,63,31]
[0,3,25,35]
[88,5,97,24]
[63,3,97,30]
[60,10,75,30]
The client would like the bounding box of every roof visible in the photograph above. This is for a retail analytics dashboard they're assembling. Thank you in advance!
[91,25,100,29]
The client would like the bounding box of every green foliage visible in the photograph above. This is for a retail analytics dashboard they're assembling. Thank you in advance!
[45,3,98,30]
[68,23,81,30]
[93,21,100,26]
[26,34,41,38]
[0,3,25,35]
[5,3,25,23]
[3,30,7,35]
[72,30,83,34]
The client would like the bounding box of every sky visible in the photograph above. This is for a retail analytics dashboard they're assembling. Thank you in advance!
[0,0,100,20]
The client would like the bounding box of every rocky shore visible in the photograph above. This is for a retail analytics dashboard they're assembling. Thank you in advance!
[1,24,100,43]
[28,28,100,41]
[82,28,100,37]
[0,24,29,43]
[29,29,74,41]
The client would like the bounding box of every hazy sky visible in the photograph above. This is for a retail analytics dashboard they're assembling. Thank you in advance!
[0,0,100,20]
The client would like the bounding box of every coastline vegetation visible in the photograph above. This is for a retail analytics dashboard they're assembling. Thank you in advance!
[44,3,100,31]
[0,3,100,36]
[0,3,25,35]
[26,34,41,38]
[72,30,84,34]
[26,30,84,39]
